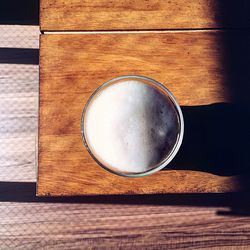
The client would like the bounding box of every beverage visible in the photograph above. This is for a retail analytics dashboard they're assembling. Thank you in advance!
[82,76,184,177]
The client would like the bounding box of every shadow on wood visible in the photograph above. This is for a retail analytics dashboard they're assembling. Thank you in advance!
[169,103,250,177]
[0,48,39,64]
[214,0,250,194]
[0,181,250,216]
[222,29,250,192]
[171,30,250,191]
[0,0,39,25]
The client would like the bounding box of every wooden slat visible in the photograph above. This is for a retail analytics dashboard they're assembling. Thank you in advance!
[38,31,245,196]
[40,0,250,31]
[0,26,39,182]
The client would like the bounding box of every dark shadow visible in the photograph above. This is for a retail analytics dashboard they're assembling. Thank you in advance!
[217,208,250,216]
[220,30,250,192]
[0,181,250,216]
[168,103,250,176]
[214,1,250,29]
[0,48,39,64]
[0,0,39,25]
[0,182,250,211]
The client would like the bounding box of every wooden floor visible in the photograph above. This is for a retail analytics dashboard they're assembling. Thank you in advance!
[0,25,250,249]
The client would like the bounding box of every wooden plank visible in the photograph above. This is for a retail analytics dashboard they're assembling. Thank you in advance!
[1,194,250,249]
[40,0,250,31]
[38,31,245,196]
[0,25,39,48]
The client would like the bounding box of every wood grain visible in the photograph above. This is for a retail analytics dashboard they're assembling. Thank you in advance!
[38,31,242,196]
[1,24,250,250]
[1,197,250,250]
[0,25,39,182]
[40,0,250,31]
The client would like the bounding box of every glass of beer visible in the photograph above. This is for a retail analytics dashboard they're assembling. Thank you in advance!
[82,76,184,177]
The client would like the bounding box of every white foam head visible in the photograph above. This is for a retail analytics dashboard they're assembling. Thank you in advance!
[82,77,183,176]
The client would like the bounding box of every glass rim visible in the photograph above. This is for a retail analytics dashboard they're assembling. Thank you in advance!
[81,75,184,178]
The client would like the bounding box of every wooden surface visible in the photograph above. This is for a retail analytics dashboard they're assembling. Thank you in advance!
[1,24,250,250]
[40,0,250,31]
[2,183,250,249]
[0,25,39,182]
[38,31,246,196]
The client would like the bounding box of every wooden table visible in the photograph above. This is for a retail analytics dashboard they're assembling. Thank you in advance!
[0,1,250,249]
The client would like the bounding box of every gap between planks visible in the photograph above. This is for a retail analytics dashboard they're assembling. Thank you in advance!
[42,28,250,35]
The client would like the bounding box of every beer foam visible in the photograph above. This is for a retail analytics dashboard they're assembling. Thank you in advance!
[84,80,179,174]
